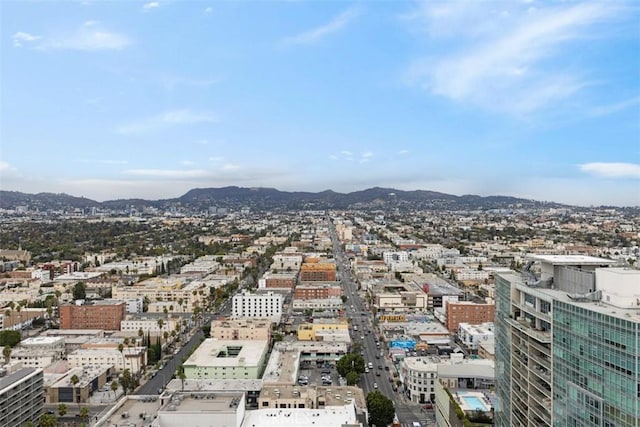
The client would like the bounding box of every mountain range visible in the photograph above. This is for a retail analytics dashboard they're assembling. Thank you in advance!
[0,186,564,211]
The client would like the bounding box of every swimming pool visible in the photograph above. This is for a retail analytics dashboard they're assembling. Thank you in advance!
[461,395,488,411]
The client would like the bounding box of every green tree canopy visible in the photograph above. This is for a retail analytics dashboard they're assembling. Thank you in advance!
[38,413,57,427]
[72,282,86,300]
[366,391,395,427]
[0,330,21,347]
[336,353,365,378]
[345,371,360,386]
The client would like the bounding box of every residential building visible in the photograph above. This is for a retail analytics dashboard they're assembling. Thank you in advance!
[182,339,269,380]
[0,368,43,426]
[299,261,336,282]
[259,271,297,289]
[59,301,126,330]
[445,301,495,332]
[209,317,272,341]
[294,283,342,300]
[457,322,495,351]
[495,255,639,427]
[232,291,283,320]
[9,336,66,369]
[67,346,146,375]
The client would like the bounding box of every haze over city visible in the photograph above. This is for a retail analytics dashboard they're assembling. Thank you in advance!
[1,1,639,206]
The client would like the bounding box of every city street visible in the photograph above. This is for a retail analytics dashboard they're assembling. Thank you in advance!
[329,220,436,427]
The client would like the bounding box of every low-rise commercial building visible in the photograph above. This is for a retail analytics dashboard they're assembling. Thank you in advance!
[44,364,113,403]
[182,339,269,380]
[457,322,494,351]
[297,319,349,341]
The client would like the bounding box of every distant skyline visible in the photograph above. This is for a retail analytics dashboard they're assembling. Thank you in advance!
[1,1,639,206]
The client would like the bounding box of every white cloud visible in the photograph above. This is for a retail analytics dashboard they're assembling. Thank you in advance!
[209,156,224,162]
[283,7,360,45]
[362,151,373,158]
[398,150,409,155]
[143,2,159,10]
[12,31,40,47]
[0,161,17,172]
[340,150,352,156]
[38,23,131,51]
[116,109,218,134]
[181,160,194,166]
[222,164,240,171]
[406,2,619,115]
[589,96,640,117]
[579,163,640,179]
[204,7,213,14]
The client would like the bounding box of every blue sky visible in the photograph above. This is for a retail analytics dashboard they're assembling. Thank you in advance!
[1,0,639,206]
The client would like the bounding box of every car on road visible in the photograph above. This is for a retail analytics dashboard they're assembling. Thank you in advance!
[373,383,378,389]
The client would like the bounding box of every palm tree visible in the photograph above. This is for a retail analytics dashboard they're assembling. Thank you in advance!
[57,403,67,417]
[70,374,80,405]
[79,406,90,423]
[38,413,57,427]
[110,380,119,400]
[176,365,186,391]
[118,343,125,371]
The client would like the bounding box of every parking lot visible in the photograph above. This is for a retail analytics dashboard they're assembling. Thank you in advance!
[297,360,343,387]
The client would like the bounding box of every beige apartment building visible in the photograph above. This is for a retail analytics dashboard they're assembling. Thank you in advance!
[209,317,272,341]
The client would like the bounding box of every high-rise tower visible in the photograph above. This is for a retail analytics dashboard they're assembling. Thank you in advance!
[495,255,639,427]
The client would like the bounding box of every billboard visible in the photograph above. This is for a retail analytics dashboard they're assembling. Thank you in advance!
[390,340,416,349]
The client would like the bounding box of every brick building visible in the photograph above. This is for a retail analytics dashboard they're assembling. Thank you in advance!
[294,284,342,300]
[59,302,126,330]
[299,262,336,282]
[445,301,495,332]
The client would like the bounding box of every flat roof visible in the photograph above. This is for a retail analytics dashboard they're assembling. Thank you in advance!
[241,404,357,427]
[21,336,64,345]
[528,254,618,266]
[185,339,269,368]
[263,343,300,384]
[166,378,263,392]
[0,368,40,394]
[159,392,244,413]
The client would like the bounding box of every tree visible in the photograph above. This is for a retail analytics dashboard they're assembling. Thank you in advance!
[0,330,21,347]
[177,365,186,391]
[119,369,134,395]
[72,282,86,300]
[79,406,90,423]
[336,353,365,378]
[57,403,67,417]
[110,380,119,399]
[346,371,360,385]
[70,374,80,404]
[38,413,57,427]
[366,391,395,427]
[2,345,11,364]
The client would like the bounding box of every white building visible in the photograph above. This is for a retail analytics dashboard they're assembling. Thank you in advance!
[232,291,283,320]
[291,298,343,311]
[67,347,146,375]
[401,355,495,404]
[383,251,409,265]
[457,322,494,350]
[271,252,303,272]
[120,316,181,336]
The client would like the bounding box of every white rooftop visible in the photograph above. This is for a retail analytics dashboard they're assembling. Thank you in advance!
[528,254,618,266]
[240,403,359,427]
[185,339,268,368]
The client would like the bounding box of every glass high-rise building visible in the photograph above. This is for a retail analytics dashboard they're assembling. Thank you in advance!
[495,255,639,427]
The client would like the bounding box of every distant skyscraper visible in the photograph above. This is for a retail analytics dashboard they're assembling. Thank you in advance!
[495,255,639,427]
